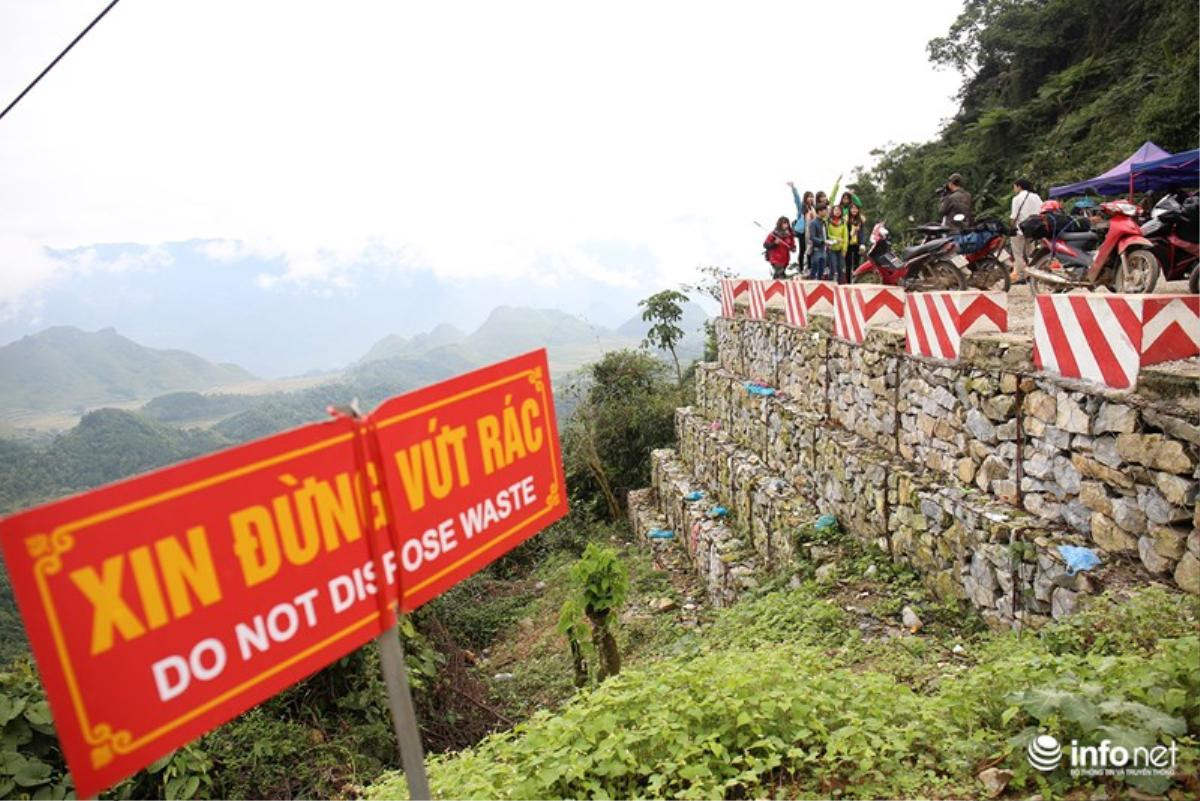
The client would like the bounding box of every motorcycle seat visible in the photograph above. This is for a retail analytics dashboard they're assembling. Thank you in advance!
[901,237,950,260]
[1058,232,1099,246]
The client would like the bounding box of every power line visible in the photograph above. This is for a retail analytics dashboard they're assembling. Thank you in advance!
[0,0,123,124]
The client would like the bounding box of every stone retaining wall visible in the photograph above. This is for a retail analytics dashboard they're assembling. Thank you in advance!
[629,307,1198,628]
[711,311,1199,596]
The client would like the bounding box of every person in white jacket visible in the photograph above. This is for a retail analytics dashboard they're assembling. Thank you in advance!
[1010,178,1043,281]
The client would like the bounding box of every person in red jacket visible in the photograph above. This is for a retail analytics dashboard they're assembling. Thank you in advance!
[763,216,796,278]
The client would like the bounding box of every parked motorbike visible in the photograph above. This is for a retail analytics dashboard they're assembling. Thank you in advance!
[951,218,1011,291]
[851,222,966,291]
[911,216,1010,290]
[1023,200,1160,294]
[1141,193,1199,283]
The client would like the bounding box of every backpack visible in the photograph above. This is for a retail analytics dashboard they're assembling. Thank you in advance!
[1019,212,1087,241]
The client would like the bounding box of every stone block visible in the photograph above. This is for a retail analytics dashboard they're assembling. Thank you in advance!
[1138,485,1191,526]
[1094,402,1137,434]
[1051,587,1079,618]
[1072,453,1134,489]
[1078,481,1113,515]
[1175,552,1200,595]
[1025,390,1056,423]
[1153,471,1197,508]
[1111,496,1148,535]
[1056,396,1091,434]
[1116,433,1195,475]
[1090,512,1138,555]
[1138,536,1174,575]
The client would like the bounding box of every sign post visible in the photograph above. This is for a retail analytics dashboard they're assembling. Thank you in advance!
[376,626,431,800]
[0,349,567,799]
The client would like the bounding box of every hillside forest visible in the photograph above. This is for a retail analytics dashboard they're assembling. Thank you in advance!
[850,0,1199,231]
[0,1,1198,799]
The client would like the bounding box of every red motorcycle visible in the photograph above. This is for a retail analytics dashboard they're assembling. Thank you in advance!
[852,222,966,291]
[1023,200,1160,294]
[1141,193,1199,284]
[941,218,1011,291]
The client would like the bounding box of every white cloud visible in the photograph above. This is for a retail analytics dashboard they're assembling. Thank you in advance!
[0,0,963,307]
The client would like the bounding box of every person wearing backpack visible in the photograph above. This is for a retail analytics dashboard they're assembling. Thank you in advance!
[763,216,796,279]
[1009,178,1043,282]
[808,204,829,280]
[788,181,815,272]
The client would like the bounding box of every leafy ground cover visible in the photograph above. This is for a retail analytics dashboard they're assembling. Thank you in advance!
[369,532,1200,800]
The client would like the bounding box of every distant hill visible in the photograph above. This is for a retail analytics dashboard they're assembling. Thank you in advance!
[358,323,466,365]
[0,327,254,416]
[357,307,642,379]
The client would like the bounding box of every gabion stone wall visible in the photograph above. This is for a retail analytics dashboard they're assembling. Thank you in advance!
[628,308,1199,627]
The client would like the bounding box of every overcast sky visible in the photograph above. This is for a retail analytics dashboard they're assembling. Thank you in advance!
[0,0,962,343]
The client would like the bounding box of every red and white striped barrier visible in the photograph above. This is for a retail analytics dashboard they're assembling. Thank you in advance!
[720,278,774,319]
[784,280,807,327]
[720,279,749,318]
[761,279,788,312]
[745,281,767,319]
[833,284,905,343]
[800,280,836,317]
[1033,293,1200,389]
[906,291,1008,361]
[1142,295,1200,366]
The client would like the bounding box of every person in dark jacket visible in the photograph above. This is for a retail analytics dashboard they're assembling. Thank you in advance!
[845,205,867,278]
[763,216,796,279]
[939,173,974,231]
[807,205,829,280]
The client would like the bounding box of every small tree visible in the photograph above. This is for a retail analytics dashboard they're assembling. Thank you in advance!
[559,543,629,681]
[639,289,689,384]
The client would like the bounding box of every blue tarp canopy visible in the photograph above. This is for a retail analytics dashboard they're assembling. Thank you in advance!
[1129,149,1200,192]
[1049,141,1171,198]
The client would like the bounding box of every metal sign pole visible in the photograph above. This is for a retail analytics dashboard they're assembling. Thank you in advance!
[376,623,432,800]
[332,404,431,801]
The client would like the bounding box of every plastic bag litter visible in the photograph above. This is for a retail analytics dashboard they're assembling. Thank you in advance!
[815,514,839,532]
[684,491,705,502]
[1057,545,1101,575]
[745,381,776,397]
[648,529,675,540]
[708,506,728,518]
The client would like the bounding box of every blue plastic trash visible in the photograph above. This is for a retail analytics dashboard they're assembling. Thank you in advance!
[745,381,776,397]
[814,514,839,531]
[1058,545,1101,575]
[648,529,675,540]
[684,491,705,502]
[708,506,728,518]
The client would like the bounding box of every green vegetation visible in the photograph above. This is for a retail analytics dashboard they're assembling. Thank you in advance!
[561,350,685,521]
[852,0,1199,236]
[368,588,1199,801]
[559,544,631,681]
[637,290,690,385]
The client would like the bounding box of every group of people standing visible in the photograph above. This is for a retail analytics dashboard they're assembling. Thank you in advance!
[762,181,868,283]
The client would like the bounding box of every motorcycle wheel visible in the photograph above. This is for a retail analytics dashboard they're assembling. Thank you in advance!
[906,260,965,292]
[967,256,1010,292]
[852,269,882,284]
[1190,264,1199,294]
[1117,247,1160,293]
[1027,254,1067,296]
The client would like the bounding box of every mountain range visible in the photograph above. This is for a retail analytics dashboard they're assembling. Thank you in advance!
[0,303,708,431]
